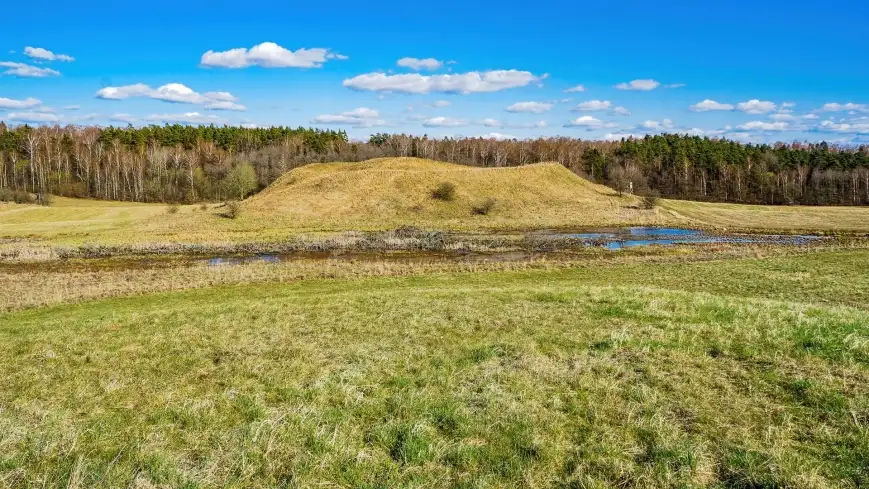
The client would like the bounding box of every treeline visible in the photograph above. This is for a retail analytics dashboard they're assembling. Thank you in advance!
[1,122,868,205]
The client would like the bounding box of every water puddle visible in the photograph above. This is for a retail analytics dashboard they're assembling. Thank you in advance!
[543,227,821,250]
[201,228,823,266]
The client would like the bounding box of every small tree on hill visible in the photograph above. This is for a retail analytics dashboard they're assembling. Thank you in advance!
[222,163,258,200]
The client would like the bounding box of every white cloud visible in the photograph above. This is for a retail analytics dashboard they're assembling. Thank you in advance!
[769,113,795,121]
[63,104,81,110]
[737,121,789,131]
[664,83,686,89]
[200,42,345,69]
[432,100,451,107]
[397,57,443,71]
[781,102,796,108]
[642,119,674,130]
[311,107,384,127]
[144,112,227,124]
[802,114,819,120]
[573,100,612,111]
[24,47,74,62]
[423,116,468,127]
[505,120,547,129]
[95,83,246,111]
[602,133,646,141]
[615,79,660,91]
[817,120,869,134]
[612,106,631,116]
[0,97,42,109]
[737,99,777,114]
[564,84,585,93]
[109,113,137,124]
[481,118,501,127]
[343,70,545,94]
[690,99,734,112]
[0,62,60,77]
[482,132,515,140]
[505,101,553,113]
[5,111,62,123]
[819,102,867,113]
[564,115,617,129]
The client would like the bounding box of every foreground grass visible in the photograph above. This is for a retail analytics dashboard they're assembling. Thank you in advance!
[2,251,869,488]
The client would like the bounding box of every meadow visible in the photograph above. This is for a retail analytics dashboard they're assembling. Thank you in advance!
[3,157,869,488]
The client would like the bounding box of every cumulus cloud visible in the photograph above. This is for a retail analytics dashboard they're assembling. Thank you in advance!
[343,70,546,94]
[432,100,451,107]
[397,57,443,71]
[819,102,867,113]
[311,107,384,127]
[422,116,468,127]
[564,84,585,93]
[690,99,734,112]
[144,112,227,124]
[564,115,618,129]
[505,101,553,114]
[481,132,515,140]
[63,104,80,110]
[96,83,246,111]
[615,79,660,91]
[737,99,777,114]
[817,120,869,134]
[201,42,346,69]
[480,118,501,127]
[612,106,631,116]
[0,97,42,109]
[769,113,795,121]
[642,119,674,130]
[5,111,62,123]
[737,121,789,131]
[24,47,74,62]
[573,100,612,111]
[602,133,646,141]
[0,62,60,78]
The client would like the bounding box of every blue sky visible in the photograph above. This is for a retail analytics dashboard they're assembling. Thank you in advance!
[2,0,868,143]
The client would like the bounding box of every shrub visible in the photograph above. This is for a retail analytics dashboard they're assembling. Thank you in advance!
[431,182,456,201]
[200,203,209,211]
[167,204,180,214]
[640,191,660,210]
[222,163,259,201]
[224,200,242,219]
[0,188,36,204]
[472,198,496,215]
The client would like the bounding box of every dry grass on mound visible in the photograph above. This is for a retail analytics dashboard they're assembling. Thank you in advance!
[244,157,661,229]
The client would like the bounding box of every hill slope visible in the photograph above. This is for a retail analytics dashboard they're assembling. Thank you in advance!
[244,157,661,229]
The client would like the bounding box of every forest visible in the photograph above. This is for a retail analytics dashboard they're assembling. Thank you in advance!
[1,122,868,205]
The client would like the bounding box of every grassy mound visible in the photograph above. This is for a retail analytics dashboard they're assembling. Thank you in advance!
[244,157,658,229]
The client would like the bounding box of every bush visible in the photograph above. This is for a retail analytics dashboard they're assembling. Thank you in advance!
[36,193,53,206]
[222,163,259,201]
[431,182,456,201]
[200,203,209,211]
[472,197,496,215]
[0,188,36,204]
[224,200,242,219]
[640,192,660,210]
[167,204,180,214]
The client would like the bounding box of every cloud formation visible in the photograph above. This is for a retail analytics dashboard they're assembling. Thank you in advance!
[564,115,618,129]
[24,47,74,62]
[312,107,385,127]
[144,112,227,124]
[564,84,585,93]
[690,99,734,112]
[5,111,62,123]
[343,70,546,94]
[615,79,660,91]
[737,99,777,114]
[0,62,60,78]
[201,42,346,68]
[0,97,42,109]
[397,57,443,71]
[505,101,553,114]
[422,116,468,127]
[572,100,612,111]
[96,83,246,111]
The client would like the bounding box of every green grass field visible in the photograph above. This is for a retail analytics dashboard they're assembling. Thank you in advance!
[2,250,868,488]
